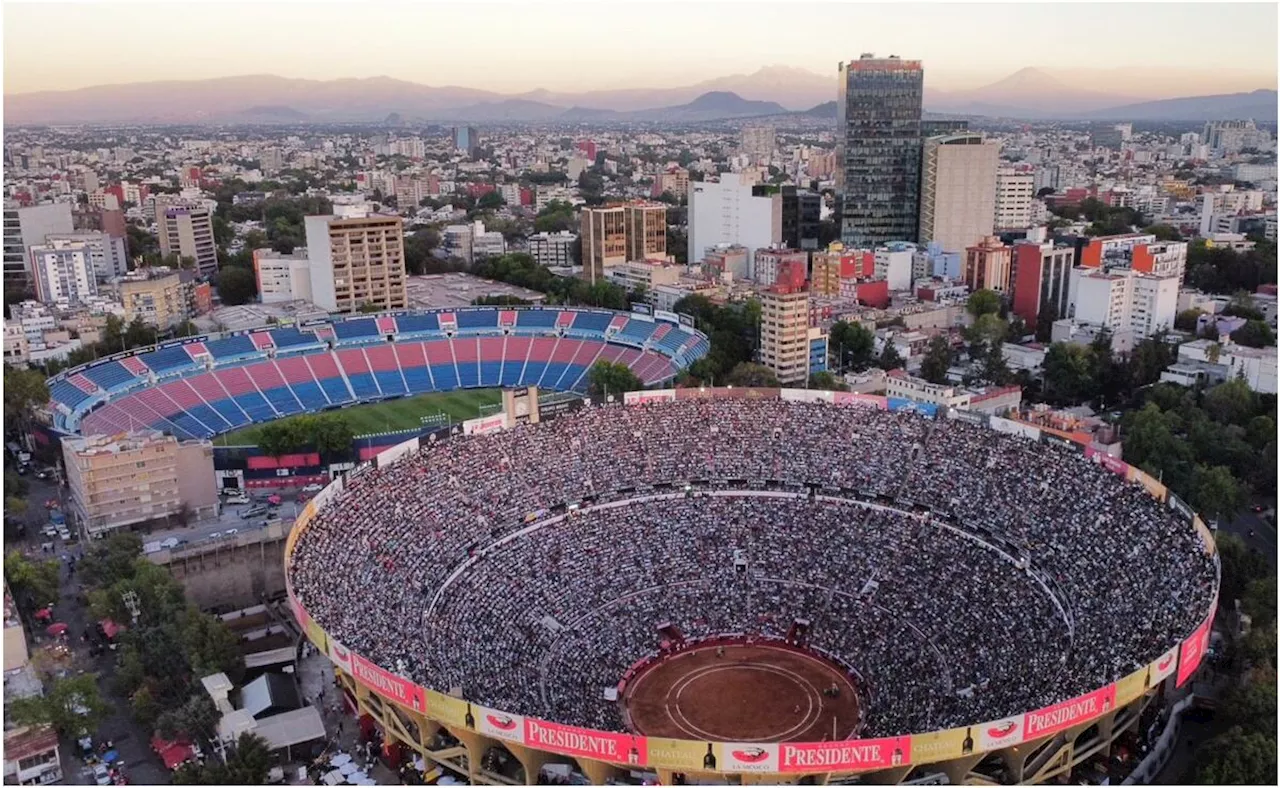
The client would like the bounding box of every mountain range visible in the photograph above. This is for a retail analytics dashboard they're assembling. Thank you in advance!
[5,66,1275,125]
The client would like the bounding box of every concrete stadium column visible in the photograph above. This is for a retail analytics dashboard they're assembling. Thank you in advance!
[504,742,552,785]
[935,754,983,785]
[442,728,487,784]
[741,773,797,785]
[857,765,912,784]
[1003,746,1030,784]
[655,768,676,785]
[577,758,618,786]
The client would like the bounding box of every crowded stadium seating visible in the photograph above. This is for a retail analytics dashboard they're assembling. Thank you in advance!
[289,399,1218,741]
[46,307,707,440]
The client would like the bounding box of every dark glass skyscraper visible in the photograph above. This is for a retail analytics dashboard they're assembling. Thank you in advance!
[836,54,924,247]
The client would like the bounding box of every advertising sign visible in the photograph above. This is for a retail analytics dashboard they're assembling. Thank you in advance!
[948,409,989,427]
[1176,613,1214,688]
[715,742,779,773]
[909,727,973,762]
[349,654,426,714]
[304,619,328,657]
[887,398,939,417]
[1114,666,1149,708]
[677,313,697,329]
[780,389,835,404]
[425,692,470,730]
[645,738,716,772]
[833,392,888,410]
[524,719,648,766]
[989,416,1040,441]
[463,413,507,436]
[328,636,354,675]
[624,389,677,405]
[1023,684,1117,740]
[654,309,680,324]
[631,303,653,316]
[779,737,911,773]
[1167,494,1195,522]
[1149,645,1179,686]
[478,707,526,744]
[976,716,1025,750]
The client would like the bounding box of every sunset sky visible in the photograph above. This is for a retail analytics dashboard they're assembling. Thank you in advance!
[4,1,1277,96]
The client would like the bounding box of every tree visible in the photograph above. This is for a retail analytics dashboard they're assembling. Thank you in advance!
[877,342,905,371]
[919,336,952,384]
[982,341,1012,386]
[4,552,61,613]
[1190,726,1276,785]
[587,360,644,398]
[1230,320,1275,348]
[1042,343,1098,405]
[1175,309,1204,332]
[1190,464,1246,523]
[966,289,1001,318]
[130,684,161,728]
[312,416,355,458]
[724,362,780,388]
[1216,532,1272,607]
[174,733,272,785]
[358,302,382,314]
[829,320,876,373]
[216,266,257,306]
[158,694,220,742]
[4,367,50,426]
[477,191,505,211]
[807,371,848,391]
[1204,378,1259,426]
[1034,301,1058,344]
[966,313,1008,348]
[1143,224,1183,242]
[7,674,109,735]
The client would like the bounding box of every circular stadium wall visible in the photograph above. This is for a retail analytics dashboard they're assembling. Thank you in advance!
[283,387,1220,786]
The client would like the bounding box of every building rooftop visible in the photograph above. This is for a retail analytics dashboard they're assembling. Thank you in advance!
[63,429,171,456]
[207,301,330,333]
[404,273,547,310]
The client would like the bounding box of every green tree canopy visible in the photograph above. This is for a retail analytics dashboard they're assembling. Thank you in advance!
[1230,320,1275,348]
[919,336,952,384]
[877,342,905,371]
[4,367,50,423]
[724,362,781,388]
[587,359,644,398]
[828,320,876,373]
[216,266,257,306]
[966,289,1001,318]
[1042,343,1099,405]
[7,674,109,735]
[807,371,848,391]
[1191,725,1276,785]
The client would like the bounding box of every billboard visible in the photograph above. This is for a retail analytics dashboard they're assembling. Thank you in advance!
[645,738,716,772]
[887,397,939,417]
[833,392,888,410]
[1149,645,1179,686]
[1023,684,1116,740]
[780,389,835,405]
[677,313,697,329]
[1113,666,1150,708]
[304,618,328,656]
[328,636,354,676]
[716,742,779,773]
[1176,612,1214,688]
[426,691,471,730]
[948,409,989,428]
[478,707,526,744]
[624,389,676,405]
[349,654,427,714]
[654,309,680,324]
[524,719,648,766]
[778,737,911,773]
[977,716,1025,750]
[463,413,508,436]
[988,416,1040,441]
[631,303,653,316]
[909,727,972,762]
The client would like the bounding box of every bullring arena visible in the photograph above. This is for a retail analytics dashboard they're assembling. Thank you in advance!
[285,388,1220,785]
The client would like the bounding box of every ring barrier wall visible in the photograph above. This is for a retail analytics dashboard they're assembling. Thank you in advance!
[283,387,1220,782]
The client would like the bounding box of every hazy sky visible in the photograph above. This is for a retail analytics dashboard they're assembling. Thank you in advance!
[4,1,1277,95]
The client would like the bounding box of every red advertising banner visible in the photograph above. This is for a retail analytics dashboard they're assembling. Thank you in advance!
[1176,612,1214,688]
[524,719,648,766]
[779,736,912,773]
[833,392,888,410]
[1086,447,1130,477]
[349,654,427,713]
[1023,684,1117,740]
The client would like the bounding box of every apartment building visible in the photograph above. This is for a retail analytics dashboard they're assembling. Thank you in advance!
[580,205,627,283]
[1011,238,1076,329]
[994,168,1035,230]
[62,430,217,536]
[29,239,97,305]
[304,213,408,312]
[156,200,218,276]
[3,201,74,289]
[624,202,668,263]
[1068,267,1179,339]
[527,231,577,268]
[118,269,187,328]
[740,125,776,165]
[753,248,808,289]
[688,173,782,269]
[44,231,128,281]
[964,236,1013,293]
[253,248,313,304]
[606,259,681,294]
[759,285,811,385]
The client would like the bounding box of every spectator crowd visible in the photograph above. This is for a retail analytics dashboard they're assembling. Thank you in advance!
[290,399,1217,739]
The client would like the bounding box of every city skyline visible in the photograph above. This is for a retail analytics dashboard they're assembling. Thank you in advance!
[4,1,1277,98]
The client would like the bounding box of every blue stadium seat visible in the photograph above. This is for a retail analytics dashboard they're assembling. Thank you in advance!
[402,366,434,394]
[571,312,612,332]
[373,371,406,396]
[187,404,231,431]
[209,399,251,428]
[455,311,499,330]
[519,361,547,387]
[478,361,503,387]
[657,329,689,355]
[234,392,277,422]
[270,328,323,348]
[262,386,303,415]
[619,320,658,342]
[316,376,354,404]
[515,310,558,329]
[395,314,441,335]
[498,362,524,387]
[428,364,459,390]
[81,361,137,391]
[50,381,92,409]
[347,373,380,400]
[539,363,569,388]
[204,335,258,361]
[138,345,197,373]
[334,320,379,342]
[455,362,480,388]
[291,381,329,409]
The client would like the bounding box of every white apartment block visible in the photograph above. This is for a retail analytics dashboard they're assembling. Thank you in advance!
[527,231,576,268]
[29,240,97,305]
[253,249,313,304]
[918,134,999,254]
[874,248,915,291]
[688,173,781,269]
[1068,267,1179,339]
[994,168,1035,230]
[44,231,128,281]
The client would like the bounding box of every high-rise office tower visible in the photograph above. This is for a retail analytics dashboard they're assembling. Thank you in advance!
[836,54,924,247]
[453,126,480,157]
[918,133,999,254]
[624,202,668,262]
[3,201,74,290]
[156,200,218,277]
[580,205,628,284]
[739,125,776,165]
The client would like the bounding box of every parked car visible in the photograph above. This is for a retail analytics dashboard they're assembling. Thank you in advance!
[57,529,71,541]
[209,532,222,540]
[225,528,239,536]
[240,505,268,519]
[42,525,58,538]
[160,537,181,550]
[225,494,251,505]
[301,483,324,493]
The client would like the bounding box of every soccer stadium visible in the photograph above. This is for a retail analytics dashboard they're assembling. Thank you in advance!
[284,389,1221,786]
[42,306,709,441]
